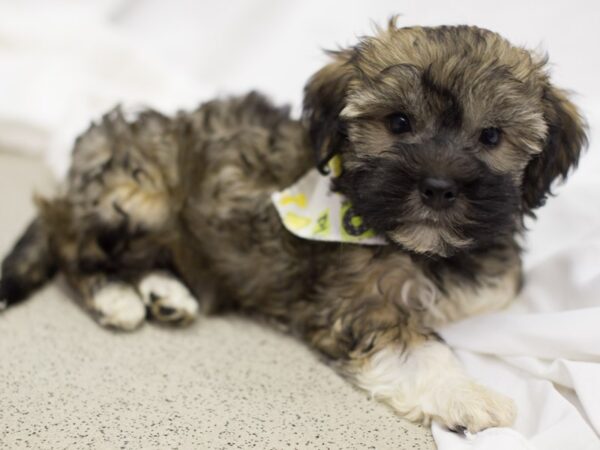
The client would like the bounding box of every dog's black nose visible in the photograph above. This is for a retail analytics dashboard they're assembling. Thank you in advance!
[419,177,458,210]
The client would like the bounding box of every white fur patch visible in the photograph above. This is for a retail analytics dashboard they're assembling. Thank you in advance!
[138,272,198,323]
[353,340,516,432]
[414,265,520,329]
[389,224,473,256]
[92,283,146,331]
[400,276,444,320]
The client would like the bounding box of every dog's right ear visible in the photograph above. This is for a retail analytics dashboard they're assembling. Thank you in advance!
[303,50,355,174]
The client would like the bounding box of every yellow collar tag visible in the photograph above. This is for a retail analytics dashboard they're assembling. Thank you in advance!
[271,156,387,245]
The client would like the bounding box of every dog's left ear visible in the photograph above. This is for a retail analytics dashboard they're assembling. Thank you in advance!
[522,85,588,212]
[303,50,355,173]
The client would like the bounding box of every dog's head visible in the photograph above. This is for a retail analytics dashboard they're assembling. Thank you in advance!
[303,21,587,257]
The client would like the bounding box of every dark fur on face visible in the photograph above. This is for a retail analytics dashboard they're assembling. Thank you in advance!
[333,153,520,256]
[0,20,588,432]
[304,21,587,256]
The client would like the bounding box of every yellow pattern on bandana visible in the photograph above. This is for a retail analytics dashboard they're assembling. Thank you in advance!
[271,156,387,245]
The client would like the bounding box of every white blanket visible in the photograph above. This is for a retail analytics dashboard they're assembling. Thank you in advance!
[434,231,600,449]
[1,1,599,448]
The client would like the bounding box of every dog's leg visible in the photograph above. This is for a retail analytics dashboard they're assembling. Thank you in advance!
[64,270,199,330]
[0,218,57,308]
[302,249,517,431]
[92,282,146,331]
[349,338,516,433]
[65,272,146,331]
[138,271,198,325]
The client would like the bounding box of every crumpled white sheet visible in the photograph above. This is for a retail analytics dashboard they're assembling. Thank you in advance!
[433,230,600,449]
[1,1,599,449]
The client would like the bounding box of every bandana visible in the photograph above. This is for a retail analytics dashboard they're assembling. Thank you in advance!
[271,156,387,245]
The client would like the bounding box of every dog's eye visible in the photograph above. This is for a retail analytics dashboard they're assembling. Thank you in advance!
[479,127,502,147]
[387,113,412,134]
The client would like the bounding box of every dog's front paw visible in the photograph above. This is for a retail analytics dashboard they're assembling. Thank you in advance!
[354,342,516,433]
[428,380,517,433]
[138,272,198,326]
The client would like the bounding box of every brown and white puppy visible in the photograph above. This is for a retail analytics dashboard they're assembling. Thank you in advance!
[0,21,587,432]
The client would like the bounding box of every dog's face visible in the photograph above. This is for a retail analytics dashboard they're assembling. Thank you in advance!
[304,23,587,257]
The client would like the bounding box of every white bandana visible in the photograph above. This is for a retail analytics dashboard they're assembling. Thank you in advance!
[271,156,388,245]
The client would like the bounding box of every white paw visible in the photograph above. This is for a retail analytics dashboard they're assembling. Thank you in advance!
[354,341,517,433]
[92,283,146,331]
[138,273,198,325]
[427,379,517,433]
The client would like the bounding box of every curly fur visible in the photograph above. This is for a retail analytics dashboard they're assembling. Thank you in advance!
[0,21,587,432]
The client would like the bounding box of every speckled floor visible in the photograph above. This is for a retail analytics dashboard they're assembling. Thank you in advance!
[0,152,436,449]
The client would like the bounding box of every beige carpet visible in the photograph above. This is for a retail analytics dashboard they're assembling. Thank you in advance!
[0,152,435,449]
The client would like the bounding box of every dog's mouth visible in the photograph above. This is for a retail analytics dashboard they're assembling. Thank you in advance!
[377,190,471,256]
[385,221,474,257]
[383,191,520,257]
[377,184,522,257]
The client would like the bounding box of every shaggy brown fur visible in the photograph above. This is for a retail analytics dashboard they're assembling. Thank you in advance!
[0,21,587,432]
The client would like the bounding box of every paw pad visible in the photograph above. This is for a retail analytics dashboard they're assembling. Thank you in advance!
[138,273,198,326]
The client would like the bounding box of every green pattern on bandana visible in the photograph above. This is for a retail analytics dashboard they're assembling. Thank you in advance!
[271,157,387,246]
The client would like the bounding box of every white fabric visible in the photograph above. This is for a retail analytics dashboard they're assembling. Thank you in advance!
[434,232,600,449]
[1,1,600,449]
[432,423,536,450]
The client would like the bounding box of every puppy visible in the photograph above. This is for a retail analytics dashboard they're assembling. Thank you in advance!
[0,21,587,432]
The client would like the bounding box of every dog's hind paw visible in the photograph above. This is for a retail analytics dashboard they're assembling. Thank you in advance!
[92,283,146,331]
[138,272,198,326]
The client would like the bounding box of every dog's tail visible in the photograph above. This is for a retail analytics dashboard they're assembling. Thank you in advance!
[0,217,58,309]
